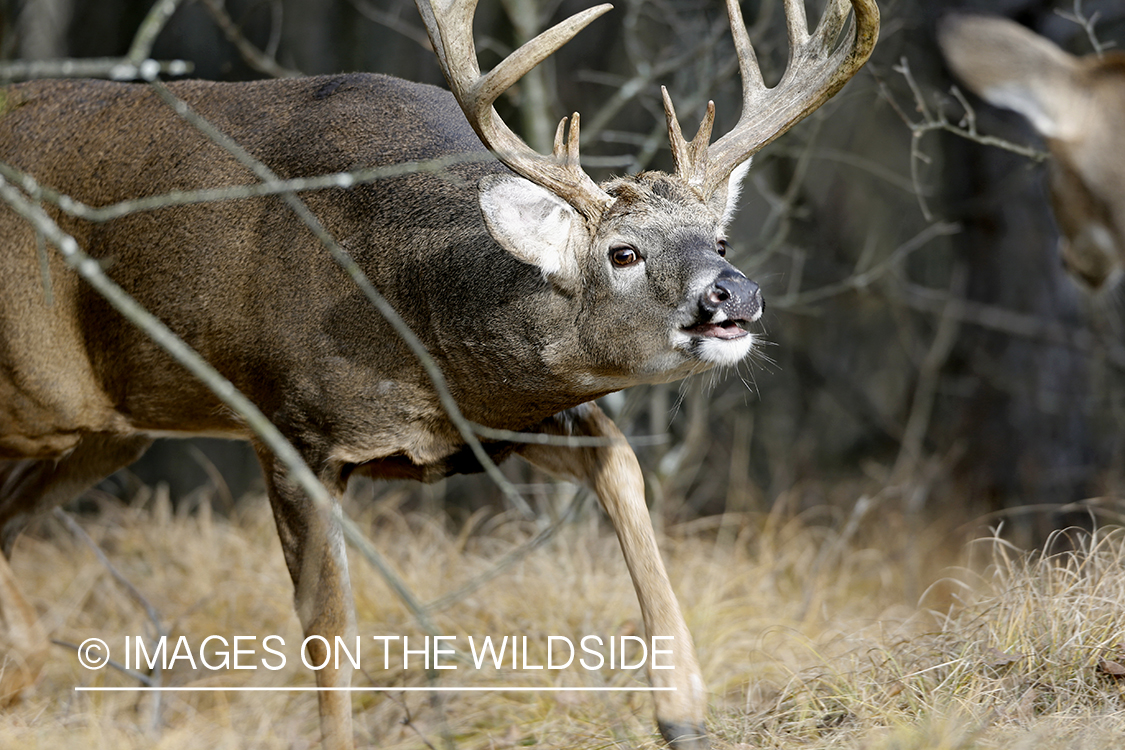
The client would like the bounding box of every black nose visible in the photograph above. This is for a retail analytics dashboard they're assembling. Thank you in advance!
[702,269,762,322]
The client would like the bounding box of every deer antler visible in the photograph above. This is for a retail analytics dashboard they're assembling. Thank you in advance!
[665,0,880,199]
[415,0,615,223]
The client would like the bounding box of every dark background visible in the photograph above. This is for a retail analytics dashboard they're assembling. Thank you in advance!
[4,0,1124,544]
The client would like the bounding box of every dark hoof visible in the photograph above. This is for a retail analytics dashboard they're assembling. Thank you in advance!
[658,720,709,749]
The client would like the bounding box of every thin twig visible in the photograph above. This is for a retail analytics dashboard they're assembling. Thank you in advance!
[0,0,190,81]
[198,0,302,78]
[52,507,166,729]
[892,265,967,480]
[125,0,184,65]
[348,0,434,49]
[879,56,1048,221]
[1057,0,1115,57]
[422,490,587,614]
[891,283,1125,370]
[388,694,441,750]
[0,155,494,224]
[51,639,155,686]
[771,220,961,310]
[0,57,191,81]
[53,509,165,638]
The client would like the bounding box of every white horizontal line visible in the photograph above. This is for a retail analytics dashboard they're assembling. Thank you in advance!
[76,686,676,692]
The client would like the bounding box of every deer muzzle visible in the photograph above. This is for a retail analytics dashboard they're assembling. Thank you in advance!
[685,269,762,340]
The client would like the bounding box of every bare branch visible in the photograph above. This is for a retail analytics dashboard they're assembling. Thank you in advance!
[771,219,961,310]
[892,266,966,480]
[1056,0,1116,57]
[422,490,586,614]
[347,0,433,49]
[879,56,1048,221]
[0,57,191,82]
[53,508,166,640]
[50,639,154,686]
[0,154,494,223]
[198,0,302,78]
[891,282,1125,371]
[52,506,167,728]
[125,0,185,65]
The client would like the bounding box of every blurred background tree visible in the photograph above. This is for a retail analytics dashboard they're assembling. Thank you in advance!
[3,0,1123,545]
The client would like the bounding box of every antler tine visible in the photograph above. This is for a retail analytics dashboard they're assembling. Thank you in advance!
[414,0,614,222]
[693,0,879,199]
[661,87,715,191]
[552,112,585,168]
[665,0,758,188]
[729,0,766,101]
[813,0,853,50]
[552,115,570,161]
[782,0,811,52]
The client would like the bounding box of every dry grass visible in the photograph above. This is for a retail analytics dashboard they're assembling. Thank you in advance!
[2,483,1125,749]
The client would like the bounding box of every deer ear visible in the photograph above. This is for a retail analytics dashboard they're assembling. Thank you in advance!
[706,160,752,229]
[938,14,1083,140]
[722,160,751,227]
[479,174,580,280]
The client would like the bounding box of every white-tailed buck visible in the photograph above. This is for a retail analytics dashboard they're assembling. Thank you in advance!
[938,13,1125,289]
[0,0,877,746]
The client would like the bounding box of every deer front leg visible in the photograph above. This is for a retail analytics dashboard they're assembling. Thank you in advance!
[256,446,356,750]
[517,403,708,750]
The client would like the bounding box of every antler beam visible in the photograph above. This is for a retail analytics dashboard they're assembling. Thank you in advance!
[666,0,880,199]
[415,0,615,222]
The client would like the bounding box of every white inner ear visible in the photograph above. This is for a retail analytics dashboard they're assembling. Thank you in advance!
[721,160,752,227]
[479,174,579,279]
[981,82,1068,139]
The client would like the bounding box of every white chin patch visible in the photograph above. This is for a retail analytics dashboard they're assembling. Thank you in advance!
[697,332,755,366]
[672,330,756,367]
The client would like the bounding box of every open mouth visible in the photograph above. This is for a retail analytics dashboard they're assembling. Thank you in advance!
[682,319,749,341]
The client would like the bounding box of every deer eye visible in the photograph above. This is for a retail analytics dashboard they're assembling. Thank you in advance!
[717,239,730,257]
[610,244,641,267]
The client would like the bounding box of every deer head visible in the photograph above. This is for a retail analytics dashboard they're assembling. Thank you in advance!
[939,13,1125,289]
[416,0,878,380]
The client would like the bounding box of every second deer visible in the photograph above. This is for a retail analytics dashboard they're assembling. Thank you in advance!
[939,12,1125,289]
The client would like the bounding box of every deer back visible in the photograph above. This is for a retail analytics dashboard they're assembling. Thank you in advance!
[0,74,752,475]
[0,77,502,458]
